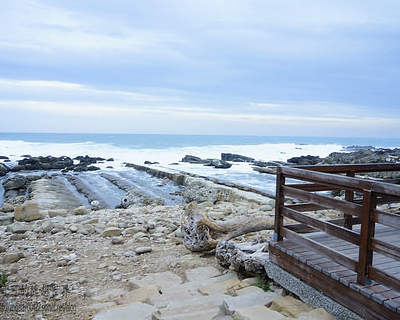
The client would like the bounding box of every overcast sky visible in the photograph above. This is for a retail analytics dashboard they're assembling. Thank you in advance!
[0,0,399,137]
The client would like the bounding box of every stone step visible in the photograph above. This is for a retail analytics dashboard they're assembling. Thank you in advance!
[232,305,288,320]
[92,302,158,320]
[152,309,219,320]
[221,291,280,315]
[159,271,238,292]
[184,266,222,281]
[147,286,202,308]
[128,271,183,290]
[153,293,229,320]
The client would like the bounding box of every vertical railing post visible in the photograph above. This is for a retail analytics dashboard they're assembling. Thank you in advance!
[344,170,355,229]
[357,189,376,284]
[273,166,285,242]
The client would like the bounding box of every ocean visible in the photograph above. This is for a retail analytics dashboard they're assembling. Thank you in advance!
[1,133,400,200]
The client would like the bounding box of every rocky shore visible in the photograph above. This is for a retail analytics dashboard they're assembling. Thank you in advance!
[2,147,394,319]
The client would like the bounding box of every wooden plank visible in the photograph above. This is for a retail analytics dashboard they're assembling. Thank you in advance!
[357,190,376,284]
[370,238,400,262]
[370,267,400,293]
[282,166,400,198]
[283,186,363,216]
[282,166,371,191]
[281,227,358,271]
[274,167,285,241]
[294,163,400,174]
[285,203,326,212]
[373,209,400,230]
[269,245,400,320]
[286,183,342,192]
[282,206,360,245]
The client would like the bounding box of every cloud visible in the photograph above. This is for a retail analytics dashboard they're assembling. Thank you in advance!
[0,1,399,136]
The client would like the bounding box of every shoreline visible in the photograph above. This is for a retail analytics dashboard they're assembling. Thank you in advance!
[2,147,400,319]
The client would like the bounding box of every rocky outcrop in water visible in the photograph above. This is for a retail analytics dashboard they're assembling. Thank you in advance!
[181,155,232,169]
[221,153,255,162]
[0,163,9,177]
[322,148,400,164]
[287,155,321,165]
[6,155,102,173]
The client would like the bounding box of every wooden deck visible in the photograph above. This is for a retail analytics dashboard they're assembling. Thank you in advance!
[270,163,400,320]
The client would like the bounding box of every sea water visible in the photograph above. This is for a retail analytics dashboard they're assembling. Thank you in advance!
[1,133,399,198]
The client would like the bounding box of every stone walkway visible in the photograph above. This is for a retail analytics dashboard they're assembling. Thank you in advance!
[91,266,335,320]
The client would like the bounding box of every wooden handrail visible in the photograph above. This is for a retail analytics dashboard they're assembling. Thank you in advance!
[274,163,400,290]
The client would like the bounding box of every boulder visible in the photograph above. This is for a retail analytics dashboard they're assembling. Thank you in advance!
[181,155,207,164]
[17,156,74,171]
[221,153,255,163]
[270,296,313,318]
[102,227,122,237]
[14,202,41,222]
[6,221,35,233]
[0,163,9,176]
[287,155,321,165]
[205,159,232,169]
[1,203,14,213]
[0,213,14,226]
[2,252,25,264]
[3,175,27,191]
[74,206,87,215]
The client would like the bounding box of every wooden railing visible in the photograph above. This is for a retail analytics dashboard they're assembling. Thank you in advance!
[274,163,400,290]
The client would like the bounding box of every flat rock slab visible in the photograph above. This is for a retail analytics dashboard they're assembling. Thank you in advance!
[235,286,265,296]
[270,296,313,318]
[199,277,248,295]
[116,285,160,306]
[221,291,280,315]
[159,272,238,292]
[129,271,183,290]
[185,266,222,282]
[92,302,157,320]
[147,287,201,308]
[155,293,229,319]
[233,305,288,320]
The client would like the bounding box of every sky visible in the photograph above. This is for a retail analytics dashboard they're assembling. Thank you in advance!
[0,0,399,137]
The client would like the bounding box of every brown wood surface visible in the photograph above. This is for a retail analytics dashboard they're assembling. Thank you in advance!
[269,244,400,319]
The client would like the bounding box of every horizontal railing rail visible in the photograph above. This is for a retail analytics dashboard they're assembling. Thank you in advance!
[273,163,400,291]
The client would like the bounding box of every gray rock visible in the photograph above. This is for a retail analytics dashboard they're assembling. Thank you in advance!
[185,266,222,282]
[92,302,157,320]
[6,221,35,233]
[48,209,68,217]
[147,220,156,230]
[73,206,87,215]
[41,220,54,233]
[69,225,78,233]
[221,291,280,315]
[123,226,147,236]
[0,213,14,225]
[0,163,9,177]
[135,246,152,254]
[2,252,25,263]
[102,227,122,237]
[68,266,80,274]
[3,175,26,191]
[0,245,6,253]
[111,236,124,245]
[1,202,14,213]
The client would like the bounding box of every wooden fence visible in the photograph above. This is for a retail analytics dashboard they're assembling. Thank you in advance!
[274,163,400,290]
